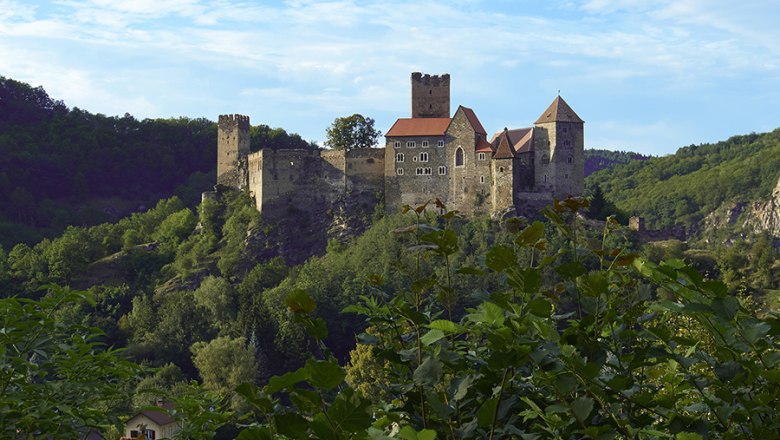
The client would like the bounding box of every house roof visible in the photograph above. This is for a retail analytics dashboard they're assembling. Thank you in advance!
[475,138,494,153]
[126,408,177,427]
[534,96,584,124]
[460,106,487,135]
[490,127,534,157]
[386,118,451,137]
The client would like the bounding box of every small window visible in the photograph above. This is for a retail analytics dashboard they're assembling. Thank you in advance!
[420,152,429,162]
[499,166,504,172]
[542,155,550,164]
[397,168,404,175]
[544,175,548,183]
[407,141,416,148]
[422,140,429,148]
[567,156,573,164]
[478,152,486,160]
[480,176,486,184]
[562,127,568,133]
[396,153,404,162]
[438,166,446,175]
[437,140,444,147]
[455,147,464,167]
[564,139,571,147]
[565,173,570,179]
[394,141,401,148]
[416,167,423,175]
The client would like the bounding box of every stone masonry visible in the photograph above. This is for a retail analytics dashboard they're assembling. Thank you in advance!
[217,72,584,219]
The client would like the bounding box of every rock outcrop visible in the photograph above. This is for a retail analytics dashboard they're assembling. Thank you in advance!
[744,177,780,237]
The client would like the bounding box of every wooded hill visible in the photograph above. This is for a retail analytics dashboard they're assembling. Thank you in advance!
[0,77,313,248]
[586,130,780,232]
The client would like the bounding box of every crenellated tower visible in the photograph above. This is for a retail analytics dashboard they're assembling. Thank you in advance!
[411,72,450,118]
[217,114,250,189]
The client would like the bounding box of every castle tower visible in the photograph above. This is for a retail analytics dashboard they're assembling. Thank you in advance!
[532,96,584,198]
[217,114,251,189]
[411,72,450,118]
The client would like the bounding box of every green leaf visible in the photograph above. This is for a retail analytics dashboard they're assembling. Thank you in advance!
[327,389,372,433]
[275,412,310,438]
[516,221,545,246]
[711,296,739,321]
[413,356,443,386]
[571,396,594,423]
[265,366,309,394]
[399,426,438,440]
[527,298,553,317]
[285,289,316,314]
[485,245,516,272]
[236,427,275,440]
[468,301,505,327]
[477,396,499,427]
[306,359,345,390]
[427,319,463,333]
[456,266,486,276]
[420,329,447,346]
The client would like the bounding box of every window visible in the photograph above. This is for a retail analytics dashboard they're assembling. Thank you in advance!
[407,141,416,148]
[499,166,505,173]
[420,152,429,162]
[455,147,464,167]
[564,139,571,147]
[425,167,432,175]
[542,154,550,164]
[437,140,444,147]
[396,153,404,162]
[480,176,486,184]
[478,152,486,160]
[562,126,568,133]
[397,168,404,175]
[394,141,401,148]
[416,167,422,175]
[416,167,432,175]
[567,156,573,164]
[422,140,429,148]
[438,166,446,175]
[544,175,548,183]
[565,173,570,179]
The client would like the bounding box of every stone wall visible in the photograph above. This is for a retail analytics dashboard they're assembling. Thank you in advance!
[551,121,584,198]
[411,72,450,118]
[385,136,449,210]
[217,114,250,189]
[447,108,479,215]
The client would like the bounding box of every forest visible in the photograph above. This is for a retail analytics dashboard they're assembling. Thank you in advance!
[1,77,779,439]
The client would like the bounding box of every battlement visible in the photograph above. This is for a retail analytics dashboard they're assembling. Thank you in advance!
[218,114,250,130]
[411,72,450,86]
[411,72,450,118]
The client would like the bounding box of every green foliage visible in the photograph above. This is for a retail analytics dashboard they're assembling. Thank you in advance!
[325,114,382,150]
[587,129,780,230]
[191,336,259,409]
[200,198,780,439]
[0,286,140,438]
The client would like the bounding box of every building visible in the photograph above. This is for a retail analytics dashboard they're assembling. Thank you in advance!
[216,72,584,218]
[121,403,179,440]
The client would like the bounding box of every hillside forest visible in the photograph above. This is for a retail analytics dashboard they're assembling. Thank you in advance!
[1,77,779,439]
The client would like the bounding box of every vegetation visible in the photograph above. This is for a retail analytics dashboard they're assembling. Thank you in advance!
[325,114,382,150]
[586,130,780,230]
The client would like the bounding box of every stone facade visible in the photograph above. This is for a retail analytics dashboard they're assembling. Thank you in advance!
[217,114,250,189]
[217,72,584,219]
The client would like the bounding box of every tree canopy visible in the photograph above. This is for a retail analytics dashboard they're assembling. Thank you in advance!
[324,114,381,150]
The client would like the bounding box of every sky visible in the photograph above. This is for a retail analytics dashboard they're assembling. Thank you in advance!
[1,0,778,156]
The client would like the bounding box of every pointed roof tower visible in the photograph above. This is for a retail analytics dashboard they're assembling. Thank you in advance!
[534,96,584,124]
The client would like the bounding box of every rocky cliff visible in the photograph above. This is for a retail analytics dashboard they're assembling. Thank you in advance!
[744,177,780,237]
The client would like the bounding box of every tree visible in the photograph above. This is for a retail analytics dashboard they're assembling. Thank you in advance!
[324,114,381,150]
[0,287,139,438]
[190,336,258,409]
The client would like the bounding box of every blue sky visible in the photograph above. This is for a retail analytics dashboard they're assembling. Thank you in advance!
[1,0,778,156]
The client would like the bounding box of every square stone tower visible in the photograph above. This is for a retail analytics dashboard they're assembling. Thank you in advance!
[411,72,450,118]
[532,96,584,198]
[217,114,250,189]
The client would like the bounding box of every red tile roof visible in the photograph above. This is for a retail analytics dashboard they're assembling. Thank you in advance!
[460,106,487,135]
[493,130,515,159]
[475,138,494,152]
[535,96,584,124]
[490,127,534,156]
[386,118,451,137]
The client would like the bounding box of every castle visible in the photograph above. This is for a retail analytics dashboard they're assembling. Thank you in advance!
[216,72,584,218]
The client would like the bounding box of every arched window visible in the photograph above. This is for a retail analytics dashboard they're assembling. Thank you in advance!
[455,147,464,167]
[567,156,573,164]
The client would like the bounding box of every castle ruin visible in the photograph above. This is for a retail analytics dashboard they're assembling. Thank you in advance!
[216,72,584,218]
